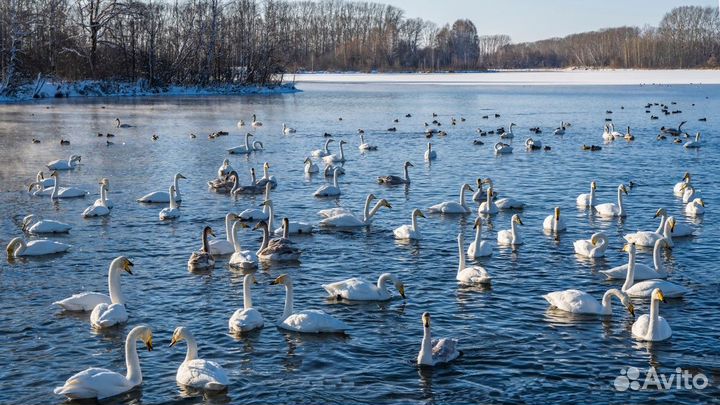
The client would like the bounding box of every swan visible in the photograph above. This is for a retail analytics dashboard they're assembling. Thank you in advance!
[456,233,491,284]
[673,172,691,196]
[525,137,542,150]
[170,327,229,391]
[255,219,302,262]
[358,133,377,151]
[602,123,614,141]
[237,119,245,128]
[227,133,254,154]
[314,168,341,197]
[53,325,153,400]
[500,123,516,139]
[624,126,634,141]
[188,226,215,271]
[467,217,492,258]
[573,232,609,258]
[229,274,264,332]
[654,208,694,237]
[228,221,257,269]
[623,211,674,247]
[609,123,623,139]
[159,185,181,220]
[661,120,686,136]
[311,138,334,158]
[393,209,425,240]
[684,132,701,148]
[82,181,110,217]
[137,173,186,203]
[321,197,391,228]
[595,184,628,217]
[620,243,688,298]
[255,162,277,189]
[576,181,597,207]
[53,257,133,311]
[252,140,264,151]
[210,170,239,193]
[21,214,71,234]
[93,178,113,208]
[478,187,498,214]
[283,123,296,134]
[495,194,525,210]
[631,288,672,341]
[428,183,473,214]
[543,288,634,316]
[601,238,668,280]
[318,193,373,218]
[35,171,55,188]
[208,213,241,255]
[251,114,262,127]
[304,157,319,174]
[260,200,314,235]
[378,161,413,185]
[424,142,437,160]
[232,168,264,195]
[322,273,405,301]
[6,237,70,257]
[323,163,345,177]
[115,118,132,128]
[217,159,234,179]
[543,207,566,233]
[47,155,81,170]
[45,171,87,199]
[238,183,272,221]
[472,178,495,202]
[680,183,701,204]
[323,140,347,164]
[553,122,566,135]
[685,198,705,216]
[271,274,348,333]
[90,293,128,329]
[417,312,460,367]
[497,214,523,245]
[494,142,513,155]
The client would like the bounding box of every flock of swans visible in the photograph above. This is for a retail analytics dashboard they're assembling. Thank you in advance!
[6,107,709,401]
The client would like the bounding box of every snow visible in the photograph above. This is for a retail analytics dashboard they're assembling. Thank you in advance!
[294,69,720,86]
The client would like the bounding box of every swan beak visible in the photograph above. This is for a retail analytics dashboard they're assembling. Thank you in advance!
[407,162,414,167]
[123,260,134,275]
[210,230,216,237]
[270,274,287,285]
[627,304,635,317]
[467,185,474,192]
[622,244,629,252]
[670,219,676,232]
[169,337,177,347]
[145,337,153,351]
[591,182,597,190]
[417,211,426,219]
[657,290,667,303]
[384,201,392,209]
[516,217,523,225]
[178,174,187,179]
[422,312,430,327]
[622,186,628,195]
[700,200,705,207]
[398,284,406,299]
[653,209,660,218]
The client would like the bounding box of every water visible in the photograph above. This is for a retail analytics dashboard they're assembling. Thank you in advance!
[0,82,718,404]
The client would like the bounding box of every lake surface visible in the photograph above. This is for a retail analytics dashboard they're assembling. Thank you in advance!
[0,81,718,404]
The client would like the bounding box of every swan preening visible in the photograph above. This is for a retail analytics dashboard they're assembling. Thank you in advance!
[138,173,186,203]
[47,155,81,171]
[456,233,491,284]
[685,198,705,216]
[6,236,70,257]
[320,194,391,227]
[631,288,672,341]
[322,273,406,301]
[573,232,608,258]
[543,288,634,316]
[170,327,229,391]
[428,183,473,214]
[595,184,628,217]
[494,142,513,154]
[53,256,133,312]
[271,274,348,333]
[21,214,72,234]
[229,274,264,332]
[619,243,688,298]
[378,161,412,185]
[188,226,216,271]
[394,209,425,240]
[417,312,460,367]
[54,325,153,400]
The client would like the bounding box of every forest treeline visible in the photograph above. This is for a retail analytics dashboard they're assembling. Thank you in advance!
[1,0,718,95]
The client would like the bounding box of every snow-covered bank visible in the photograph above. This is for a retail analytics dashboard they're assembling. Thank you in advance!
[0,79,299,102]
[294,69,720,86]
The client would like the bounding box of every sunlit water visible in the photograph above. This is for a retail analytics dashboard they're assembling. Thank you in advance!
[0,82,718,404]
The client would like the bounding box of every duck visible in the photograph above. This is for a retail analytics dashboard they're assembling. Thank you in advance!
[251,114,262,127]
[313,168,342,197]
[21,214,72,234]
[228,221,257,269]
[255,219,302,262]
[573,232,609,258]
[320,196,391,228]
[684,132,701,148]
[467,217,492,258]
[208,213,241,255]
[170,327,229,391]
[82,181,111,218]
[500,122,516,139]
[227,133,254,154]
[456,233,491,284]
[304,157,319,174]
[53,257,133,311]
[158,185,181,220]
[417,312,460,367]
[424,142,437,160]
[543,288,634,316]
[494,142,513,154]
[322,273,405,301]
[53,325,153,400]
[6,236,70,257]
[271,274,348,333]
[685,198,705,216]
[47,155,81,170]
[428,183,473,214]
[114,118,132,128]
[542,207,566,233]
[323,140,347,164]
[601,238,669,280]
[282,123,296,134]
[497,214,523,245]
[358,133,377,151]
[188,226,216,271]
[631,288,672,341]
[623,210,674,247]
[377,161,413,185]
[576,181,597,208]
[137,173,186,203]
[311,138,334,158]
[393,209,425,240]
[595,184,629,217]
[60,139,70,145]
[229,273,264,332]
[620,243,688,298]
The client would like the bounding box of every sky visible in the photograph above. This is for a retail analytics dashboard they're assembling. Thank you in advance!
[385,0,719,43]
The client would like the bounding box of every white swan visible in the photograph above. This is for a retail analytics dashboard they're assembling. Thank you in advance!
[53,257,133,311]
[417,312,460,367]
[685,198,705,216]
[271,274,348,333]
[323,140,347,164]
[683,132,701,148]
[54,325,153,400]
[237,119,245,128]
[631,288,672,341]
[208,212,240,255]
[304,157,319,174]
[323,163,345,177]
[137,173,186,203]
[251,114,262,127]
[654,208,694,237]
[217,159,233,179]
[620,243,688,298]
[93,178,113,208]
[543,288,634,316]
[494,142,513,154]
[472,178,494,202]
[573,232,608,258]
[595,184,628,217]
[623,212,674,247]
[576,181,596,207]
[601,238,668,280]
[478,187,499,214]
[322,273,405,301]
[227,133,254,154]
[228,221,257,269]
[283,123,296,134]
[358,133,377,151]
[673,172,690,196]
[6,237,70,257]
[238,183,272,221]
[255,162,277,189]
[456,233,491,284]
[497,214,523,245]
[525,137,542,150]
[229,273,264,332]
[554,121,567,135]
[393,209,425,240]
[265,200,314,235]
[188,226,215,271]
[602,123,614,141]
[255,219,301,262]
[170,327,229,391]
[47,155,81,171]
[378,161,412,185]
[35,171,55,188]
[424,142,437,160]
[500,123,516,139]
[680,183,701,204]
[495,194,525,210]
[543,207,566,233]
[609,123,623,139]
[21,214,71,234]
[159,185,181,220]
[467,217,492,258]
[311,138,334,158]
[314,168,341,197]
[90,294,128,329]
[319,194,390,227]
[429,183,473,214]
[82,181,110,217]
[46,172,87,199]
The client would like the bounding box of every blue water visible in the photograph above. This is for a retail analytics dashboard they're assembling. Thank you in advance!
[0,82,718,404]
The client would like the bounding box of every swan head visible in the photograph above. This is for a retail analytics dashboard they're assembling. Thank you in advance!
[203,226,216,238]
[653,208,666,218]
[270,273,291,286]
[682,171,691,181]
[396,282,406,299]
[99,178,110,186]
[135,326,153,351]
[473,217,483,229]
[618,292,635,317]
[668,217,676,232]
[21,214,35,230]
[404,161,413,168]
[379,199,392,209]
[413,209,426,219]
[6,237,23,257]
[653,288,667,304]
[50,171,59,178]
[694,198,705,207]
[422,312,430,328]
[591,181,597,190]
[259,199,272,208]
[513,215,523,225]
[27,182,41,192]
[554,207,560,220]
[169,326,192,347]
[622,243,636,255]
[264,162,270,170]
[222,159,230,166]
[115,256,134,275]
[175,173,187,180]
[463,183,474,192]
[253,220,268,231]
[71,155,82,162]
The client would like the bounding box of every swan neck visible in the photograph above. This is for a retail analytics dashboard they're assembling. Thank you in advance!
[333,170,339,188]
[362,195,373,222]
[473,222,482,248]
[201,229,210,253]
[281,281,294,322]
[224,214,232,242]
[125,330,142,386]
[169,186,177,209]
[266,203,274,232]
[648,294,660,338]
[245,133,251,149]
[622,250,636,291]
[183,334,198,363]
[108,260,125,304]
[243,274,253,309]
[51,176,59,199]
[511,220,518,241]
[231,222,241,252]
[617,187,624,215]
[459,185,467,207]
[173,175,180,195]
[653,241,664,273]
[411,212,419,232]
[403,165,410,182]
[589,186,595,206]
[655,214,666,234]
[258,223,269,255]
[419,325,432,364]
[457,237,465,272]
[339,142,345,160]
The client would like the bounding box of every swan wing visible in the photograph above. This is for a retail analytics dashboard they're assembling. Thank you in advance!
[54,292,110,311]
[90,303,128,328]
[543,290,602,314]
[281,310,348,333]
[25,240,70,255]
[320,213,365,227]
[137,191,170,203]
[178,359,229,390]
[631,314,651,339]
[431,338,460,365]
[322,278,385,300]
[623,231,660,247]
[229,308,264,332]
[54,367,130,399]
[600,263,660,280]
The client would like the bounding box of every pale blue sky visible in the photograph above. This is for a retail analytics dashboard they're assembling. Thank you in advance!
[386,0,719,43]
